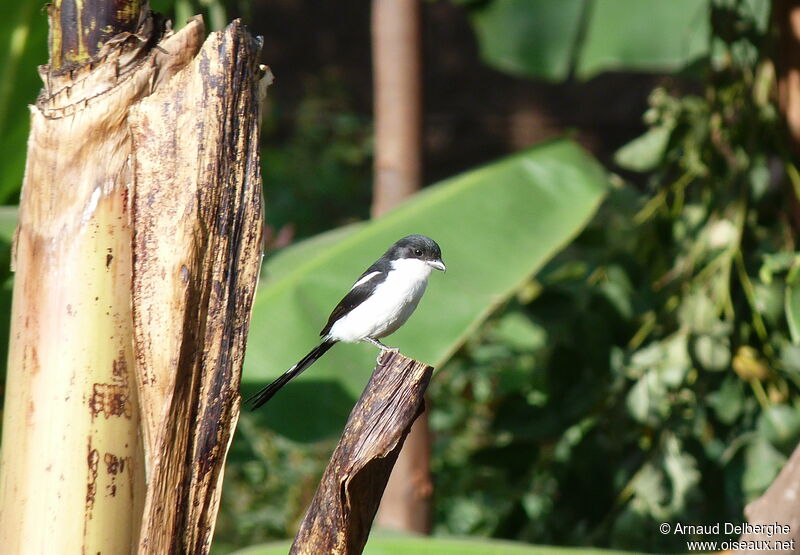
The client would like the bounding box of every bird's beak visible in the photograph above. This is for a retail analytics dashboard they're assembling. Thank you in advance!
[428,259,446,272]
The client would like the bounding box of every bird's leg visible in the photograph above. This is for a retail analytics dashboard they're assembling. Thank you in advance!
[364,337,399,355]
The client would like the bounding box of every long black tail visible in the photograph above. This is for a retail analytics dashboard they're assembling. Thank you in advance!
[247,340,336,410]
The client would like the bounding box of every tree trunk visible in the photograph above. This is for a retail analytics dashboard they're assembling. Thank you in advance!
[371,0,422,218]
[0,3,265,553]
[370,0,432,535]
[776,0,800,153]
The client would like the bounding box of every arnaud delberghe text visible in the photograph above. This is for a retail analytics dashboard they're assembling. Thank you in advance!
[673,522,791,537]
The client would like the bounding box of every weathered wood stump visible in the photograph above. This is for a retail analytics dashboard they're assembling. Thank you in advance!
[290,350,433,554]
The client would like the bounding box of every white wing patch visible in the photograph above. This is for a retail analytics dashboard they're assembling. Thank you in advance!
[351,271,381,290]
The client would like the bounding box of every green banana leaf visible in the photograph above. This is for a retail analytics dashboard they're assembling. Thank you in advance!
[576,0,710,78]
[0,206,17,389]
[241,139,609,441]
[469,0,584,81]
[0,206,18,242]
[466,0,738,81]
[230,536,643,555]
[0,2,48,202]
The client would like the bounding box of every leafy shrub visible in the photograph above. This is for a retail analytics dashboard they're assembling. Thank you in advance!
[429,2,799,551]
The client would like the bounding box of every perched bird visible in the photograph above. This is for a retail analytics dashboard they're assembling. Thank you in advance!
[248,234,446,409]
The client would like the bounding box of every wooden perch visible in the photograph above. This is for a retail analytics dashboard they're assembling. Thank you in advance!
[290,351,433,555]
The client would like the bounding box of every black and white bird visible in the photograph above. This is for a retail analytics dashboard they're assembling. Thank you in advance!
[248,234,446,409]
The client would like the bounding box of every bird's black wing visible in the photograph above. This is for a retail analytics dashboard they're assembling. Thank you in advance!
[320,258,389,337]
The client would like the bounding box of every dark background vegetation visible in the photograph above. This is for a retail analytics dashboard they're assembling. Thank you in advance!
[201,0,662,239]
[2,1,798,554]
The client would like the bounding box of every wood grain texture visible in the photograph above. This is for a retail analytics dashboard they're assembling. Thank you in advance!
[290,351,433,555]
[129,18,265,555]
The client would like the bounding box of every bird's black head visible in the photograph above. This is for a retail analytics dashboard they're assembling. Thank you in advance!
[386,234,446,271]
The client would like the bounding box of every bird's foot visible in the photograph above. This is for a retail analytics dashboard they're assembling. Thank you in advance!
[376,348,400,364]
[364,337,399,362]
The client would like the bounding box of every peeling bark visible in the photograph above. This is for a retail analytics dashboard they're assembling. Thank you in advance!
[130,18,265,554]
[0,7,265,554]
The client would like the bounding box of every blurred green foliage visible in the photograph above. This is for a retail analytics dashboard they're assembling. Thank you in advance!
[0,2,47,204]
[0,1,798,554]
[213,414,333,550]
[220,3,797,552]
[424,0,800,552]
[241,139,608,439]
[223,140,609,551]
[261,72,373,239]
[0,208,16,402]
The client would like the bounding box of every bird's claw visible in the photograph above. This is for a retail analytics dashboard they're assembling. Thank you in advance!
[376,346,400,363]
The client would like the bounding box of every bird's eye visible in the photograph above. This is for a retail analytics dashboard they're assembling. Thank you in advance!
[414,249,423,256]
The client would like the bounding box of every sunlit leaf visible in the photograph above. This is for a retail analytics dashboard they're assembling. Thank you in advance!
[743,437,786,500]
[464,0,716,81]
[664,436,700,513]
[468,0,584,81]
[757,405,800,449]
[707,376,744,424]
[627,372,667,425]
[490,311,547,352]
[785,283,800,344]
[754,279,784,325]
[576,0,709,79]
[692,334,730,372]
[614,126,671,172]
[677,293,718,333]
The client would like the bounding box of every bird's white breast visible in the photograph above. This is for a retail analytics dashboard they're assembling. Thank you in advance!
[328,258,433,343]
